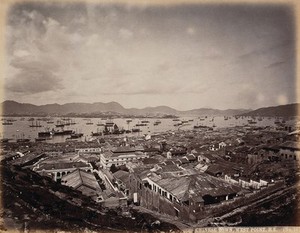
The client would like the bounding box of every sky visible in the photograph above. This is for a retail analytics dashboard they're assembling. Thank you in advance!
[4,2,296,110]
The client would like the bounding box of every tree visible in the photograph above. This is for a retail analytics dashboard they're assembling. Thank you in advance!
[110,164,118,173]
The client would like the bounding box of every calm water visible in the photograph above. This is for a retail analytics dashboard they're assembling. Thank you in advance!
[0,116,296,143]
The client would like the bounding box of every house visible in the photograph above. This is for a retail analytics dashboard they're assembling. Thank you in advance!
[129,171,241,222]
[218,142,227,149]
[261,146,280,162]
[186,154,197,163]
[197,153,217,163]
[112,170,130,196]
[4,151,25,162]
[169,146,187,156]
[61,169,102,202]
[209,143,219,151]
[278,141,300,161]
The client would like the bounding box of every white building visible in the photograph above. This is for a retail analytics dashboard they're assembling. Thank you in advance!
[100,146,148,169]
[75,147,102,154]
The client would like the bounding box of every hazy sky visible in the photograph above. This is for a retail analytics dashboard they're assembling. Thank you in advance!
[4,2,296,110]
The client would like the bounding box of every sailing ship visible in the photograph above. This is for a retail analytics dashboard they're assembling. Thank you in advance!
[29,120,42,127]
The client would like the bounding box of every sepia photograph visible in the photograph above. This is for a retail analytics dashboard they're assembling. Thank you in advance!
[0,0,299,232]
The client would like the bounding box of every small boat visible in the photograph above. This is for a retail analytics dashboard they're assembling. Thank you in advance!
[174,122,183,126]
[29,121,42,127]
[248,120,257,124]
[70,119,76,125]
[35,138,47,142]
[17,138,30,143]
[91,132,102,136]
[2,121,13,125]
[194,125,209,129]
[136,123,147,126]
[105,120,114,126]
[126,119,132,123]
[0,138,10,143]
[141,120,149,123]
[69,133,84,139]
[91,128,102,136]
[55,120,65,127]
[52,129,74,136]
[38,131,52,137]
[96,122,105,126]
[132,128,141,132]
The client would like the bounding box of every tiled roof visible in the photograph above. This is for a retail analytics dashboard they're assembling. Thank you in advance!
[61,169,101,192]
[12,153,46,166]
[36,161,90,171]
[113,170,129,181]
[154,173,240,201]
[280,141,300,150]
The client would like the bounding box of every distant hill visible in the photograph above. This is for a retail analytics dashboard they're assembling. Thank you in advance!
[181,108,250,116]
[1,100,251,117]
[240,103,299,117]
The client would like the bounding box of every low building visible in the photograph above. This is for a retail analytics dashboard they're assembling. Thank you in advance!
[34,161,93,182]
[75,147,101,154]
[279,141,300,161]
[129,170,241,222]
[61,169,102,202]
[100,146,148,169]
[224,175,268,190]
[112,170,130,196]
[11,152,46,167]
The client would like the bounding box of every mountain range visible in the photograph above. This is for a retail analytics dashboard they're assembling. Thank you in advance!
[1,100,298,117]
[240,103,299,118]
[0,100,251,117]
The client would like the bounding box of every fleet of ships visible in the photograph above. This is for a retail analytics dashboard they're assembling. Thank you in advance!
[0,115,295,143]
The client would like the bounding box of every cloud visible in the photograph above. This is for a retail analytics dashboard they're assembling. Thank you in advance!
[6,69,63,94]
[186,27,196,35]
[6,12,67,94]
[4,3,296,109]
[265,61,286,69]
[119,28,133,40]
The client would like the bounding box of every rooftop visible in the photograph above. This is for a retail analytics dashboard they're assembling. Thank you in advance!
[280,141,300,150]
[36,161,90,171]
[150,173,241,201]
[61,169,101,192]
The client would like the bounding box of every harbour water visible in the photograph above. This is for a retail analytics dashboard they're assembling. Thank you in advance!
[0,116,297,143]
